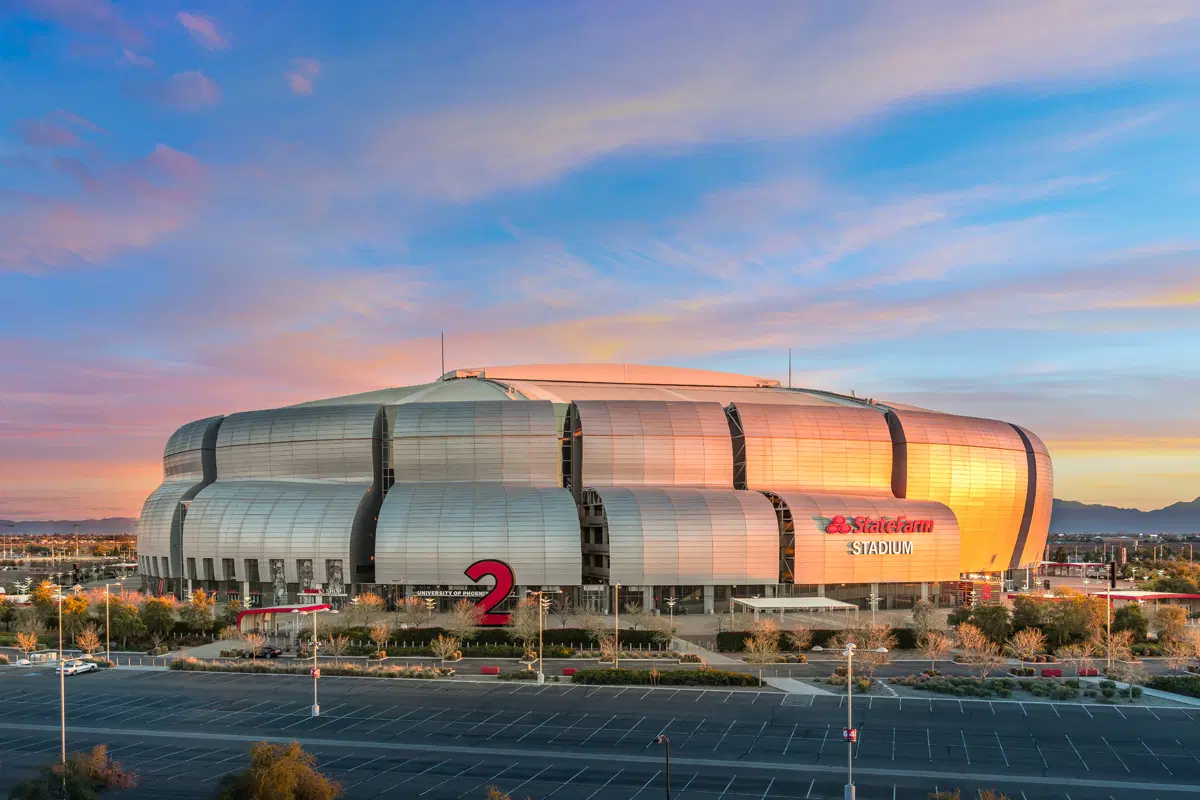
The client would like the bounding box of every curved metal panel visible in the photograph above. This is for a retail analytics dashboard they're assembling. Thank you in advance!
[215,405,380,482]
[772,491,961,584]
[890,410,1028,573]
[183,481,375,583]
[375,484,581,585]
[391,401,560,485]
[1015,426,1054,569]
[163,416,222,481]
[732,404,892,494]
[594,487,778,585]
[136,481,198,578]
[574,400,732,488]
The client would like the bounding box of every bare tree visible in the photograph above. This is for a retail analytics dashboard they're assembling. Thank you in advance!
[1055,642,1096,677]
[577,607,607,646]
[16,631,40,660]
[74,624,102,656]
[552,595,573,629]
[1151,605,1188,645]
[431,634,460,666]
[919,631,953,674]
[786,625,812,657]
[323,633,351,664]
[597,634,618,664]
[955,623,1004,678]
[368,621,391,656]
[398,596,426,630]
[241,631,267,662]
[509,598,540,652]
[1005,627,1047,672]
[910,598,937,640]
[1102,628,1135,665]
[1163,634,1197,673]
[743,618,781,685]
[445,598,484,644]
[622,602,648,631]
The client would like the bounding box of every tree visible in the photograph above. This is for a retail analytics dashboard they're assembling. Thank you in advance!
[910,598,936,640]
[180,589,216,633]
[8,744,137,799]
[576,607,607,645]
[966,605,1012,645]
[140,596,177,640]
[431,634,460,666]
[322,634,351,664]
[61,594,91,639]
[743,618,780,686]
[1101,628,1135,666]
[1111,660,1148,701]
[646,614,675,647]
[30,579,58,619]
[509,598,540,651]
[1010,595,1047,633]
[1045,591,1105,648]
[552,595,573,628]
[1056,642,1097,677]
[919,631,952,674]
[622,602,648,631]
[832,622,896,678]
[368,621,391,656]
[1005,627,1047,670]
[956,623,1003,678]
[445,599,484,644]
[1151,605,1188,644]
[1052,546,1069,563]
[346,592,384,627]
[596,634,618,663]
[16,631,40,660]
[1163,635,1196,672]
[1111,604,1149,641]
[216,741,342,800]
[786,625,812,656]
[242,632,268,661]
[0,595,14,631]
[108,597,144,649]
[398,596,426,630]
[75,624,102,656]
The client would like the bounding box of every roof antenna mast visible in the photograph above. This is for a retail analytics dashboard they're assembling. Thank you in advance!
[440,331,445,378]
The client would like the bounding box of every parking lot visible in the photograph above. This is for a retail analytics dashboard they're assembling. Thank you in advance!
[2,669,1200,798]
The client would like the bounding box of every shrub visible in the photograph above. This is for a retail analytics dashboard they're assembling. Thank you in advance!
[499,670,540,681]
[217,741,342,800]
[717,627,919,652]
[570,668,758,686]
[169,657,454,679]
[9,744,137,799]
[1147,675,1200,698]
[0,653,8,665]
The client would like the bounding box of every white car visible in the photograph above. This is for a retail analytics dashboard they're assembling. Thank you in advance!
[56,660,100,676]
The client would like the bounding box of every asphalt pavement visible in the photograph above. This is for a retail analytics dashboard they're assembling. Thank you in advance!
[2,667,1199,799]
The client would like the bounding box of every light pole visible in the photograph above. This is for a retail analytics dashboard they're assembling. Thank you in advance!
[104,583,112,663]
[655,734,671,799]
[867,592,878,625]
[614,582,621,670]
[291,607,337,717]
[666,597,677,635]
[527,589,558,684]
[812,642,888,800]
[54,586,66,790]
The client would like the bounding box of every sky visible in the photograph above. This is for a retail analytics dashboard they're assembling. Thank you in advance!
[1,0,1199,519]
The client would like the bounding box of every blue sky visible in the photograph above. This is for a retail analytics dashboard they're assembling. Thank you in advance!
[2,0,1199,518]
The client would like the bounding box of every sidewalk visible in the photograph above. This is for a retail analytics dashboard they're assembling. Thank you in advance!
[764,677,834,695]
[670,637,743,666]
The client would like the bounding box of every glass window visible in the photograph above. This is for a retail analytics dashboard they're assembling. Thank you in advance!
[186,558,197,581]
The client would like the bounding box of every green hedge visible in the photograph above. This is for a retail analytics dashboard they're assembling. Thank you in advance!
[342,644,575,659]
[715,627,920,653]
[170,658,453,678]
[337,626,665,648]
[571,668,758,686]
[1147,675,1200,698]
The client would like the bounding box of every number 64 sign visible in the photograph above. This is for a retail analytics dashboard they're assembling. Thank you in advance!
[464,559,516,626]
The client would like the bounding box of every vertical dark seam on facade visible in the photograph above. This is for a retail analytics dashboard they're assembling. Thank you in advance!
[885,411,907,499]
[1009,424,1038,570]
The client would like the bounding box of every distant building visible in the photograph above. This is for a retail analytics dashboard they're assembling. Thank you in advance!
[137,364,1053,613]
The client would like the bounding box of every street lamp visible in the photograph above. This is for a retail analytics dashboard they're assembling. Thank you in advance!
[290,607,338,717]
[53,586,67,791]
[655,734,671,799]
[666,597,677,634]
[614,582,621,670]
[812,642,888,800]
[527,589,559,684]
[867,592,878,625]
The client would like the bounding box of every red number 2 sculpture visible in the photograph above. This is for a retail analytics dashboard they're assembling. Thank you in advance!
[464,559,515,626]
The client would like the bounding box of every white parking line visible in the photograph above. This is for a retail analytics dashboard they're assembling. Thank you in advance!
[783,723,798,757]
[382,757,451,789]
[960,730,971,765]
[516,712,560,742]
[717,773,738,799]
[1066,735,1089,771]
[628,769,661,799]
[455,764,516,800]
[547,713,588,743]
[713,721,737,753]
[485,711,531,742]
[459,709,506,739]
[363,705,424,736]
[342,755,420,792]
[579,715,617,746]
[417,759,485,796]
[543,767,588,799]
[994,732,1009,767]
[1141,739,1173,775]
[613,715,647,747]
[583,768,623,800]
[1101,736,1130,773]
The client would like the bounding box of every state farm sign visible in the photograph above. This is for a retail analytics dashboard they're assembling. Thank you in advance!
[824,515,935,534]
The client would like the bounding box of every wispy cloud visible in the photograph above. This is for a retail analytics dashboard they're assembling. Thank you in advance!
[19,0,143,46]
[284,58,321,95]
[119,48,153,68]
[176,11,230,51]
[133,70,222,110]
[14,110,102,149]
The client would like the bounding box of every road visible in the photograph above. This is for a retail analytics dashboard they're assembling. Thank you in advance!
[2,668,1199,799]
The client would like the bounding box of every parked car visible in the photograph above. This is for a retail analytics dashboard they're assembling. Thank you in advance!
[239,646,282,659]
[56,660,99,676]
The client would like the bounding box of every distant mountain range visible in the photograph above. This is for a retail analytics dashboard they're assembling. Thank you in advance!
[1050,498,1200,534]
[3,498,1199,536]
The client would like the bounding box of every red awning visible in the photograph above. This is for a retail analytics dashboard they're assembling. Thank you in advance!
[237,603,331,625]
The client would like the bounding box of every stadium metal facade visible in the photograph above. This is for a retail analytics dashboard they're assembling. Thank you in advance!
[137,364,1053,613]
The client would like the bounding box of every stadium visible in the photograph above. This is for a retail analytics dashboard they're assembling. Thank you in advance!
[136,363,1052,615]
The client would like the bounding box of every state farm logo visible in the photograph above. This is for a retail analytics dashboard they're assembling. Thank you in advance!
[825,515,934,534]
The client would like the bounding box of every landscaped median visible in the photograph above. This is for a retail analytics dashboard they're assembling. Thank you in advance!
[169,657,455,678]
[569,668,760,686]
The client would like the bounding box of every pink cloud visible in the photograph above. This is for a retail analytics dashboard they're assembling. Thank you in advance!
[20,0,143,46]
[120,48,153,68]
[176,11,230,50]
[285,58,321,95]
[14,110,101,149]
[140,70,222,110]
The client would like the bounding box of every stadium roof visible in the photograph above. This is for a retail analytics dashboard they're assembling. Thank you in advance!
[296,363,874,409]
